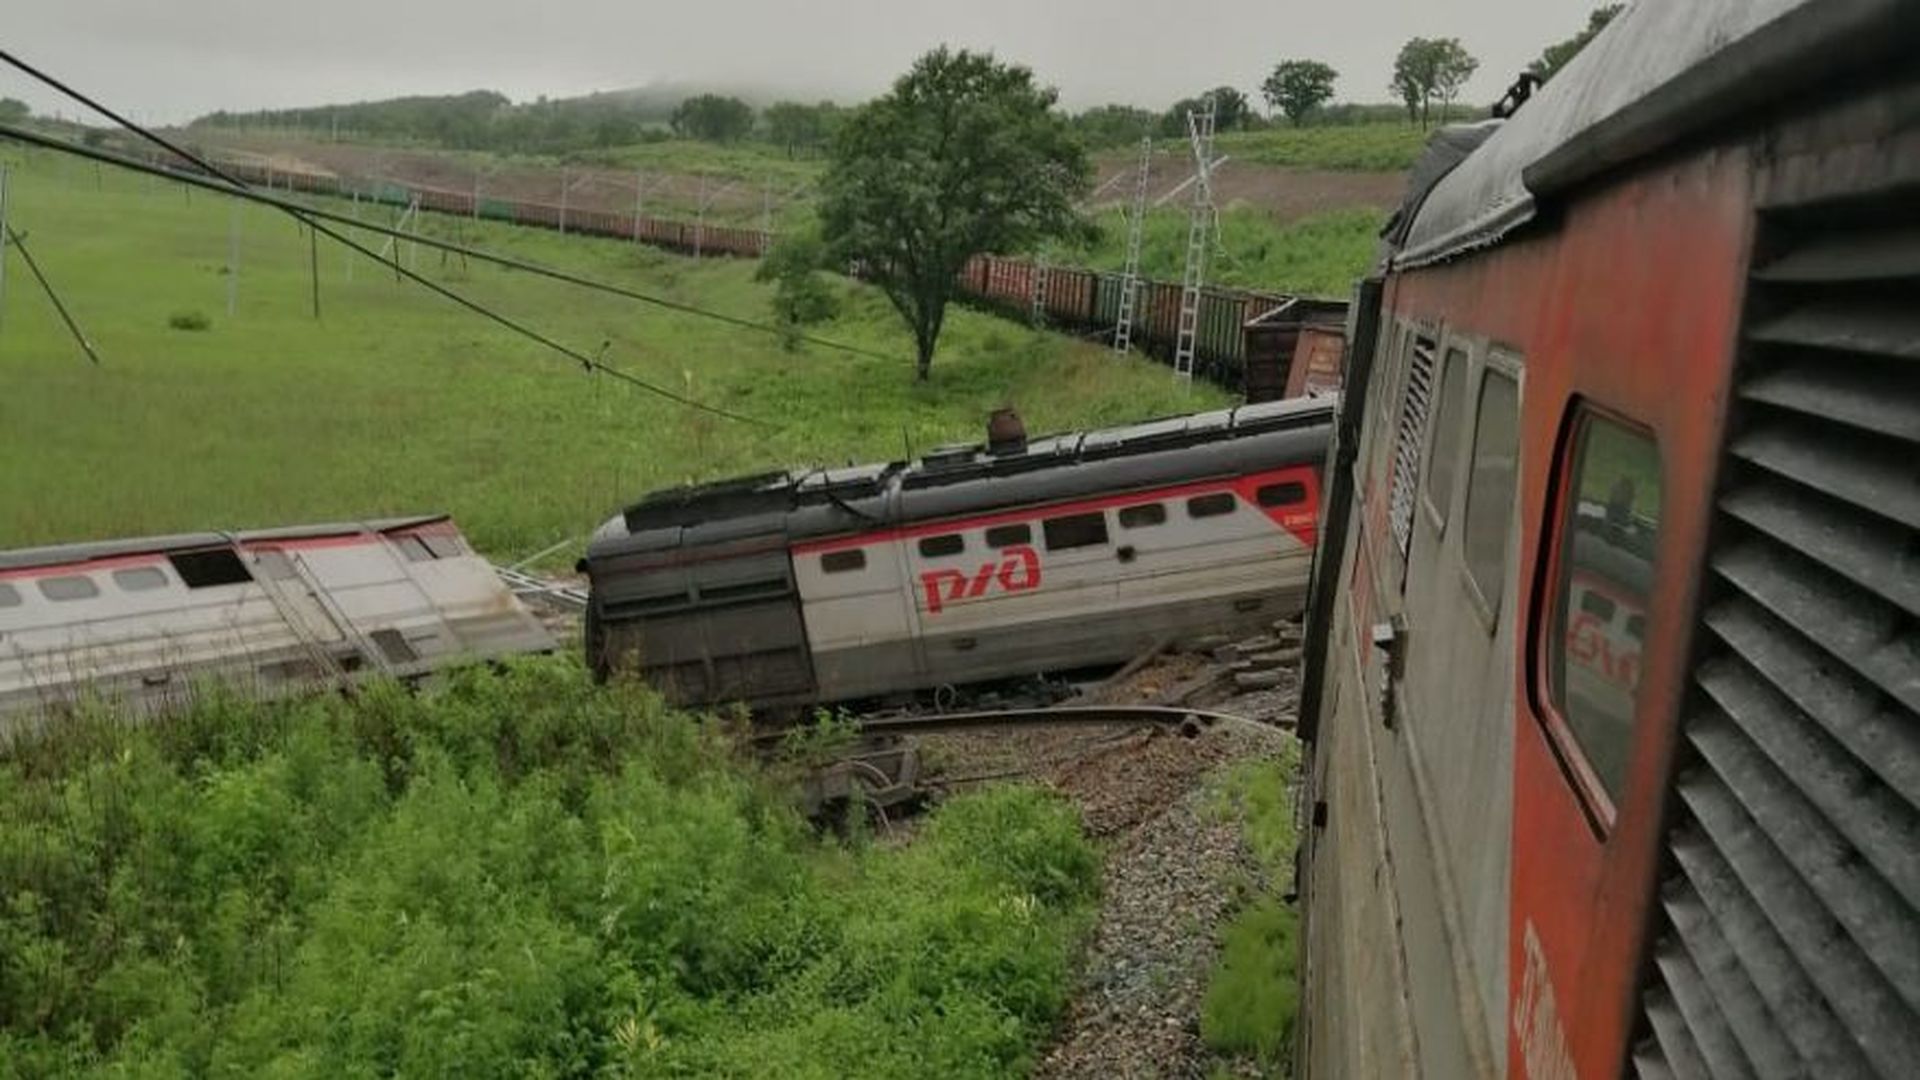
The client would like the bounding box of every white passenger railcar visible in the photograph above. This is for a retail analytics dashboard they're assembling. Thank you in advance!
[583,398,1333,711]
[0,516,554,736]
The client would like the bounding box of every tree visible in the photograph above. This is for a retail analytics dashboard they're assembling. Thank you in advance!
[755,231,841,350]
[819,48,1091,380]
[1532,4,1626,81]
[670,94,755,143]
[1261,60,1339,126]
[1391,37,1479,129]
[1071,104,1157,149]
[0,97,28,126]
[1159,87,1250,139]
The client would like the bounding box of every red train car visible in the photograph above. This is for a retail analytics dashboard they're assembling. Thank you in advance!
[1296,1,1919,1077]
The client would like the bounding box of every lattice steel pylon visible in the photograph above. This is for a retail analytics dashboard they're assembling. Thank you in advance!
[1113,136,1152,355]
[1172,99,1219,384]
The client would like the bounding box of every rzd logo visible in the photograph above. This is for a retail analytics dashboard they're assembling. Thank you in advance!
[920,545,1042,614]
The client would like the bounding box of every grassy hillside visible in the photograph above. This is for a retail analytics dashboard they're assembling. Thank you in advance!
[0,149,1224,558]
[0,659,1100,1077]
[1215,124,1430,172]
[1049,204,1384,297]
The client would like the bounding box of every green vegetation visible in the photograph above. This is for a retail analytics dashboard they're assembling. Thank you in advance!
[0,659,1102,1077]
[1052,204,1383,296]
[0,149,1223,557]
[1216,124,1430,171]
[1201,752,1303,1075]
[1260,61,1341,128]
[1534,5,1627,80]
[569,138,822,190]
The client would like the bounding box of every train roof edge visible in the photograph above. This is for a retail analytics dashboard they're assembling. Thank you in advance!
[1397,0,1915,269]
[593,397,1338,550]
[0,515,454,573]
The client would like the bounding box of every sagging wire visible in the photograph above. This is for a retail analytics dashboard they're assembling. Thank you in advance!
[4,225,100,364]
[0,49,837,427]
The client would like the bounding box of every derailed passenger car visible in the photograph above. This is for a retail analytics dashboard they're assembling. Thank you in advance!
[0,516,553,736]
[582,398,1333,711]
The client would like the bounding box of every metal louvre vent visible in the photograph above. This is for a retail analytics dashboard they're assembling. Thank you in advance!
[1633,191,1920,1077]
[1387,336,1438,558]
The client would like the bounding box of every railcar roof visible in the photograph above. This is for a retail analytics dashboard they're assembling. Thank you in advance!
[1398,0,1912,268]
[616,398,1335,535]
[0,516,449,573]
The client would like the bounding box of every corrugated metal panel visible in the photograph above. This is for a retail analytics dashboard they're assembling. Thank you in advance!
[1385,336,1437,558]
[1633,189,1920,1078]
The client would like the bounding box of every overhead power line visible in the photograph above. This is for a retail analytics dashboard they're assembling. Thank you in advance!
[0,50,889,425]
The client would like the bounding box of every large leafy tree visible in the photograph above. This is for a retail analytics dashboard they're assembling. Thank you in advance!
[1261,60,1339,126]
[819,48,1090,381]
[1391,38,1479,129]
[0,97,29,126]
[1532,4,1626,80]
[669,94,754,143]
[762,100,842,158]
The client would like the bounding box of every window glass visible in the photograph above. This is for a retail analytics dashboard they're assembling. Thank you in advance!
[1550,413,1661,804]
[1424,347,1470,527]
[1256,482,1306,508]
[1460,370,1520,613]
[985,523,1031,548]
[1043,512,1109,551]
[820,549,866,574]
[918,534,964,558]
[112,567,170,592]
[422,533,464,559]
[1187,493,1237,519]
[1117,503,1166,529]
[0,583,21,608]
[39,575,100,602]
[394,535,435,562]
[168,549,252,589]
[253,549,299,580]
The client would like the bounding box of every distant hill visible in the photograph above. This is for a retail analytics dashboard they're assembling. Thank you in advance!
[186,81,856,154]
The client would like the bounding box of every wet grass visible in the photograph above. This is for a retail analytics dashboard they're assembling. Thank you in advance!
[0,148,1226,559]
[1048,204,1384,297]
[1201,749,1304,1075]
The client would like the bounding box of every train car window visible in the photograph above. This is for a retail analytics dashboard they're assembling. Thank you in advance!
[1460,370,1520,616]
[918,534,965,558]
[985,523,1031,548]
[1256,482,1307,508]
[167,549,253,589]
[0,583,22,608]
[1548,412,1662,805]
[38,575,100,602]
[1118,503,1167,529]
[112,567,170,593]
[820,549,866,574]
[1187,492,1237,518]
[253,549,300,580]
[1044,512,1109,551]
[394,535,435,562]
[422,533,464,559]
[1422,347,1471,529]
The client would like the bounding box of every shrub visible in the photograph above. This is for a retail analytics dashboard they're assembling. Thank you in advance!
[168,310,212,331]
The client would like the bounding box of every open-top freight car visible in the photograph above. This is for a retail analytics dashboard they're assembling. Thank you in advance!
[581,398,1332,711]
[1295,0,1920,1077]
[0,517,553,738]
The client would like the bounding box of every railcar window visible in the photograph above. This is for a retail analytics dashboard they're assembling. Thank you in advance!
[1256,482,1307,508]
[985,523,1031,548]
[918,534,965,558]
[39,575,100,602]
[820,549,866,574]
[394,535,435,562]
[1044,512,1109,551]
[1187,492,1237,518]
[1548,413,1662,805]
[168,549,253,589]
[253,549,300,580]
[1118,503,1167,529]
[1460,370,1519,615]
[112,567,170,593]
[0,583,21,607]
[1423,347,1470,528]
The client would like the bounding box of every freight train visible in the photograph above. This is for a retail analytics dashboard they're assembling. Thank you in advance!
[1294,0,1919,1077]
[0,517,553,737]
[171,155,1292,384]
[580,398,1331,711]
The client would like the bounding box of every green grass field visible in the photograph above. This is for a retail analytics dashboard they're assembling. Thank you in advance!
[0,149,1225,559]
[1216,124,1429,172]
[1049,204,1383,296]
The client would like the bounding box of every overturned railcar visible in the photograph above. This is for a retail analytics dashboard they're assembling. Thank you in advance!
[0,517,553,736]
[583,398,1334,711]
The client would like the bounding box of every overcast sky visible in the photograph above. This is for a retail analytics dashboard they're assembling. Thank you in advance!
[7,1,1603,124]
